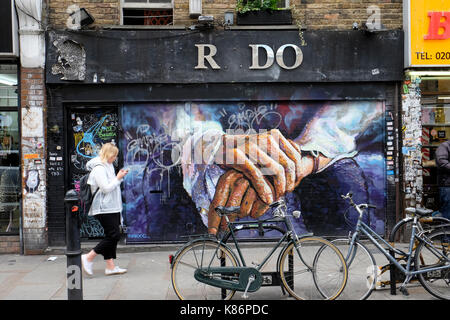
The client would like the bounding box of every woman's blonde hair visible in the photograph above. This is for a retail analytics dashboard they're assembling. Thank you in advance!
[99,142,119,162]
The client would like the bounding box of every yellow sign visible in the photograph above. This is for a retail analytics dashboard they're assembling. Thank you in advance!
[407,0,450,67]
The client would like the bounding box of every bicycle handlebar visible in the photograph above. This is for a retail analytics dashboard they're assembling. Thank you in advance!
[270,198,287,217]
[215,197,297,222]
[269,199,286,209]
[341,192,353,200]
[341,191,377,210]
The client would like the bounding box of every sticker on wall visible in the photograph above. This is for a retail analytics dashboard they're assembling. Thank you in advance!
[23,194,45,228]
[25,169,40,193]
[22,107,44,138]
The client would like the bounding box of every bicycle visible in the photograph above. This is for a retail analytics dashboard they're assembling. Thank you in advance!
[383,208,450,294]
[170,198,348,300]
[333,191,450,300]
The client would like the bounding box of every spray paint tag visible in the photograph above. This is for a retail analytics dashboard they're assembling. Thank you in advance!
[403,84,409,94]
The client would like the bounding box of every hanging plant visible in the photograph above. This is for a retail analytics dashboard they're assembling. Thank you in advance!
[236,0,280,14]
[236,0,292,25]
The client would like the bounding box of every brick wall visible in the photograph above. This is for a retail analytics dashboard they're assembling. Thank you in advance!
[46,0,402,30]
[47,0,120,28]
[20,67,48,255]
[0,236,20,254]
[295,0,403,30]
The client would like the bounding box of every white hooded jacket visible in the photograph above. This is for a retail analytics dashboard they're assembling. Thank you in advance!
[86,157,123,216]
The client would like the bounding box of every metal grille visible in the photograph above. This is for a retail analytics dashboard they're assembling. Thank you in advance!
[123,9,173,25]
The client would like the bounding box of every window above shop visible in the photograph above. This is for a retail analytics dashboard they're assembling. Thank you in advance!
[235,0,292,26]
[237,0,290,10]
[121,0,173,25]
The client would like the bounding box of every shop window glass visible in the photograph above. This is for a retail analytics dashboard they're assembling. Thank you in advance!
[0,64,19,234]
[420,78,450,210]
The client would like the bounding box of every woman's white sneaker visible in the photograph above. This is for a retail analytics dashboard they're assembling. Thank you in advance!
[105,266,127,276]
[81,254,94,276]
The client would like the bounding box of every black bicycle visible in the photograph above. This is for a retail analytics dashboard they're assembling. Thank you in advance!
[170,199,348,300]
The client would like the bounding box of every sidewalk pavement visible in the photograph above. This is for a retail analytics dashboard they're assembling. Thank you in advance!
[0,241,442,300]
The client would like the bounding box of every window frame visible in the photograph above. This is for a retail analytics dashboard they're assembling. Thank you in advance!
[120,0,174,25]
[0,62,20,236]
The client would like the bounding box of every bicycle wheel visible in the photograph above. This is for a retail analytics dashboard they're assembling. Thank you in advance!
[171,239,239,300]
[390,216,450,243]
[415,227,450,300]
[278,236,348,300]
[331,238,377,300]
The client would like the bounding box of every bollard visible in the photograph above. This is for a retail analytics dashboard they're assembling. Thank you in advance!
[65,189,83,300]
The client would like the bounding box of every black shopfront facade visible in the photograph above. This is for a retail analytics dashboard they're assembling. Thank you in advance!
[45,28,404,246]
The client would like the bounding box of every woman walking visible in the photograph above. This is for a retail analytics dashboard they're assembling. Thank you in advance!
[81,143,129,276]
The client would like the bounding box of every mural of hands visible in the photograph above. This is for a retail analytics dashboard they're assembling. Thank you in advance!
[208,129,331,234]
[120,101,385,241]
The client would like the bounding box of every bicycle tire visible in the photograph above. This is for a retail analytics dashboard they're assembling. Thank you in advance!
[171,239,239,300]
[278,236,348,300]
[390,216,450,243]
[331,238,377,300]
[415,227,450,300]
[387,216,450,294]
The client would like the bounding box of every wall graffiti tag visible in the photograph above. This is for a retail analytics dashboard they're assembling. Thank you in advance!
[68,108,118,238]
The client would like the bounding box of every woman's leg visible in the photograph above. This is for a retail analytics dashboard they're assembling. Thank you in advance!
[92,213,121,268]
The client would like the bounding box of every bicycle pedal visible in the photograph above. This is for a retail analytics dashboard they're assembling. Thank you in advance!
[242,275,255,299]
[399,286,409,296]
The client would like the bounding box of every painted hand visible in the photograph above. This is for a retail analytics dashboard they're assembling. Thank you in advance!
[214,129,308,203]
[208,129,331,234]
[207,169,272,234]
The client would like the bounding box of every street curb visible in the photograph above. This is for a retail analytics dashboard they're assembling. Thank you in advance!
[45,243,182,255]
[44,240,283,255]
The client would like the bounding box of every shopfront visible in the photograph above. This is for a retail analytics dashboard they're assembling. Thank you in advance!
[45,28,403,245]
[403,0,450,212]
[0,65,20,236]
[0,1,20,249]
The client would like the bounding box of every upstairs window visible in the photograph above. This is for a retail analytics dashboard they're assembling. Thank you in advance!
[238,0,290,10]
[121,0,173,25]
[277,0,289,8]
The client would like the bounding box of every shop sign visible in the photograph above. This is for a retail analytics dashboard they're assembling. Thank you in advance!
[195,44,303,70]
[404,0,450,67]
[46,29,404,84]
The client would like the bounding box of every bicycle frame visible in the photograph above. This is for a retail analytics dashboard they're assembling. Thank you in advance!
[347,206,450,279]
[179,214,306,295]
[171,200,349,300]
[221,216,306,272]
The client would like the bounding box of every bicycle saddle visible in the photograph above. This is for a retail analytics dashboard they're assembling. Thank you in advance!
[215,206,240,216]
[405,207,434,217]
